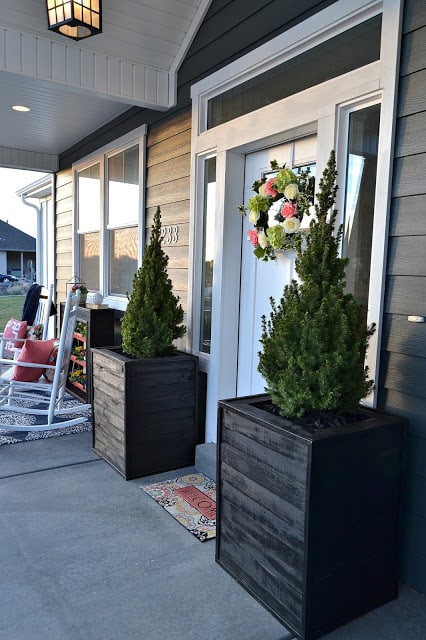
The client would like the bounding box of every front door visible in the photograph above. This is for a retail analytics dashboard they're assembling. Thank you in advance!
[237,136,317,396]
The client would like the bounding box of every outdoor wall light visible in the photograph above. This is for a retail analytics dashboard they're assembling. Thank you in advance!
[12,105,31,112]
[46,0,102,41]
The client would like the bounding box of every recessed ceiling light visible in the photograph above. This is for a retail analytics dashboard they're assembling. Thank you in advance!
[12,105,31,112]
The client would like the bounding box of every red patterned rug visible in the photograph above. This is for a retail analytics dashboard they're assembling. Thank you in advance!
[141,473,216,542]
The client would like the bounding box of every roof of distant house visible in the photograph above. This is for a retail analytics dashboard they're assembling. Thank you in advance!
[0,220,35,252]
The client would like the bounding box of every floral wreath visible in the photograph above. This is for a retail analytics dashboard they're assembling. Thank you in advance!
[239,160,315,261]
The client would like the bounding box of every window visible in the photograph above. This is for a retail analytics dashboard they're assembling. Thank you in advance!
[74,127,146,306]
[207,15,381,129]
[107,145,139,295]
[77,163,100,291]
[342,103,381,315]
[199,156,216,354]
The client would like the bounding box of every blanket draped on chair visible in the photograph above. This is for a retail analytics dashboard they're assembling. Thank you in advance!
[21,284,42,325]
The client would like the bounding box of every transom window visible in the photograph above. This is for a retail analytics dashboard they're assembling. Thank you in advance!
[207,15,382,129]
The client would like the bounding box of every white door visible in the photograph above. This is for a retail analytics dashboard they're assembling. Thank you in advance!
[237,136,317,396]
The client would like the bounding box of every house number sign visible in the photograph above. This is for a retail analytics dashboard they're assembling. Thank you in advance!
[160,225,179,245]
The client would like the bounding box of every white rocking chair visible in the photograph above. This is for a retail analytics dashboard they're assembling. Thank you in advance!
[0,284,54,364]
[0,289,91,431]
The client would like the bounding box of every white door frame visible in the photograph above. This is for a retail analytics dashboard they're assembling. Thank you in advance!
[189,0,402,443]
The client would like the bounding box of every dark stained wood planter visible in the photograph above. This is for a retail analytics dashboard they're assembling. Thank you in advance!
[216,394,404,640]
[92,346,198,480]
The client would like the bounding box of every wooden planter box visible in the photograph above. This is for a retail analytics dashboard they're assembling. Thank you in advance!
[92,347,198,480]
[216,394,404,640]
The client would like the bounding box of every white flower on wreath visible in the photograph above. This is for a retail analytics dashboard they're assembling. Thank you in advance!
[249,210,260,225]
[284,183,299,200]
[258,230,269,249]
[283,217,301,234]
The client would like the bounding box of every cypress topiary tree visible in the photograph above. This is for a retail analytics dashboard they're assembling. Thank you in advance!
[121,206,186,358]
[258,150,375,420]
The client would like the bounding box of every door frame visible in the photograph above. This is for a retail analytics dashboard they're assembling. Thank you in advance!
[189,0,402,443]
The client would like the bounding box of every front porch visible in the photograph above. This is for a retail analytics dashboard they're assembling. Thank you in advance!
[1,431,425,640]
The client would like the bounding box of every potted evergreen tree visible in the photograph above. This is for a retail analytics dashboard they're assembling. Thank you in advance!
[216,152,404,639]
[92,207,198,480]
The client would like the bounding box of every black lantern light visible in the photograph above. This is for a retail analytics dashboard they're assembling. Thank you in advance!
[46,0,102,41]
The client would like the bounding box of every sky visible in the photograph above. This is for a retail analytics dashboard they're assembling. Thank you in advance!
[0,168,49,238]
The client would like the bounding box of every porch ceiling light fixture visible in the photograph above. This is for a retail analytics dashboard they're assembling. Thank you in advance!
[46,0,102,41]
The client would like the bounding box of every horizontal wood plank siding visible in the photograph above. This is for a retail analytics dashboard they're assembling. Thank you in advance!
[145,109,191,333]
[382,315,426,361]
[55,168,73,321]
[392,154,426,197]
[380,0,426,593]
[380,351,426,400]
[384,276,426,316]
[394,112,426,157]
[381,389,426,439]
[178,0,338,96]
[387,236,426,276]
[389,195,426,236]
[397,69,426,118]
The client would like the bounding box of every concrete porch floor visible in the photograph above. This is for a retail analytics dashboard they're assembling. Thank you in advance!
[0,431,425,640]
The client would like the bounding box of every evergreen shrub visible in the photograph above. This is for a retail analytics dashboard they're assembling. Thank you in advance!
[121,206,186,358]
[258,151,375,420]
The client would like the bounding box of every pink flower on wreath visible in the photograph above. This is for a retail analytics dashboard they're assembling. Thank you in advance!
[260,177,278,198]
[248,229,259,246]
[281,202,297,219]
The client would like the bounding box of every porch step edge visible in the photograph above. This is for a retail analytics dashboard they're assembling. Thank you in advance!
[195,442,216,482]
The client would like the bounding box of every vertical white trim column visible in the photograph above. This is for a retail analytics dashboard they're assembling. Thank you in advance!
[364,0,404,405]
[203,150,245,443]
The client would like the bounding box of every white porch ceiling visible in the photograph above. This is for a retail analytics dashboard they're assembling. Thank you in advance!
[0,0,212,171]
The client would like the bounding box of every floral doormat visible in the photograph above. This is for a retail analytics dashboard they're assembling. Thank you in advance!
[0,393,91,446]
[142,472,216,542]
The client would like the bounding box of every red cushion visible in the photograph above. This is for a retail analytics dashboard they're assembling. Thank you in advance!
[3,318,28,356]
[12,338,56,382]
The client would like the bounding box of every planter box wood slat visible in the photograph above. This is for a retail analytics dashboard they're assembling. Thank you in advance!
[221,459,305,536]
[216,394,404,640]
[220,497,304,585]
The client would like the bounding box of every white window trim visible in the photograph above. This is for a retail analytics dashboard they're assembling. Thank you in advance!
[73,125,146,311]
[189,0,403,443]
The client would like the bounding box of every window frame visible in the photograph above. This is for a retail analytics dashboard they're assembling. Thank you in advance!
[73,125,146,311]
